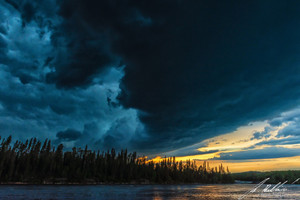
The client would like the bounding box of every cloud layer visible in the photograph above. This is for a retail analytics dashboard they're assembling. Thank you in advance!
[2,0,300,155]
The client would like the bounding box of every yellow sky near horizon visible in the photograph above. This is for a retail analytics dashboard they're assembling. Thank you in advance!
[146,155,300,173]
[194,156,300,173]
[147,120,300,173]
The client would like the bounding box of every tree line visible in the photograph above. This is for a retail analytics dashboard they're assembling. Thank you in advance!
[0,136,234,184]
[233,171,300,184]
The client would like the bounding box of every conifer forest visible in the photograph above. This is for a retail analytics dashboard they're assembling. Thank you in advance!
[0,136,234,184]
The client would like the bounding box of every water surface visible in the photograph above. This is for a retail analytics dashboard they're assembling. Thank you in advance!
[0,184,299,199]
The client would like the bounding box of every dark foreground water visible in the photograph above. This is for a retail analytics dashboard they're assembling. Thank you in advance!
[0,184,299,200]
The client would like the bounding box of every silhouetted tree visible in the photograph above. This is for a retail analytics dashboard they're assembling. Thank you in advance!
[0,136,235,184]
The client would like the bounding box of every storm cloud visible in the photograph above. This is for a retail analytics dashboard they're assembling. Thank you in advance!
[2,0,300,155]
[56,128,82,141]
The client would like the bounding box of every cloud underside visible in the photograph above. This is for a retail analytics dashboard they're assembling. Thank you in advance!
[1,0,300,156]
[170,108,300,161]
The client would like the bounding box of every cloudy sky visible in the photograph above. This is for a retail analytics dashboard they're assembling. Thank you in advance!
[2,0,300,172]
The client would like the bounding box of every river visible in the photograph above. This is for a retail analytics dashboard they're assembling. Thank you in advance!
[0,184,299,199]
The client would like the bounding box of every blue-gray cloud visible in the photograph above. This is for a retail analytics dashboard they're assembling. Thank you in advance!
[252,109,300,149]
[250,126,272,140]
[256,137,300,146]
[215,147,300,160]
[56,129,82,141]
[0,0,145,151]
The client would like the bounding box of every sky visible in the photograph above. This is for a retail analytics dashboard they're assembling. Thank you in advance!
[1,0,300,172]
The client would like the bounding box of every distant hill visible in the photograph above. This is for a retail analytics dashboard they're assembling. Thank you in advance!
[233,170,300,184]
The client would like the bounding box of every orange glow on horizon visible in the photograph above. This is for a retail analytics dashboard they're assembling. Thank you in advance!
[201,156,300,173]
[145,121,300,173]
[146,155,300,173]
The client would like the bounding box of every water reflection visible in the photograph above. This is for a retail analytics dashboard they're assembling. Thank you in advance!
[0,184,299,200]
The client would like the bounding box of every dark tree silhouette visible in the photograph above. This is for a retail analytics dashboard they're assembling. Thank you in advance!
[0,136,234,184]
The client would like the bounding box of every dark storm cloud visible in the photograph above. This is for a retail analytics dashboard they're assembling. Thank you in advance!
[130,1,300,152]
[0,0,143,150]
[45,0,125,88]
[3,0,300,155]
[6,0,57,18]
[96,0,300,152]
[56,128,82,141]
[119,1,300,152]
[45,32,115,88]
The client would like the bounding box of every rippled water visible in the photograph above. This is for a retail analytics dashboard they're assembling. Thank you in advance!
[0,184,299,200]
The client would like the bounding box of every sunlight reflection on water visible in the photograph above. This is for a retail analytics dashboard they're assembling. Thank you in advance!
[0,184,299,200]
